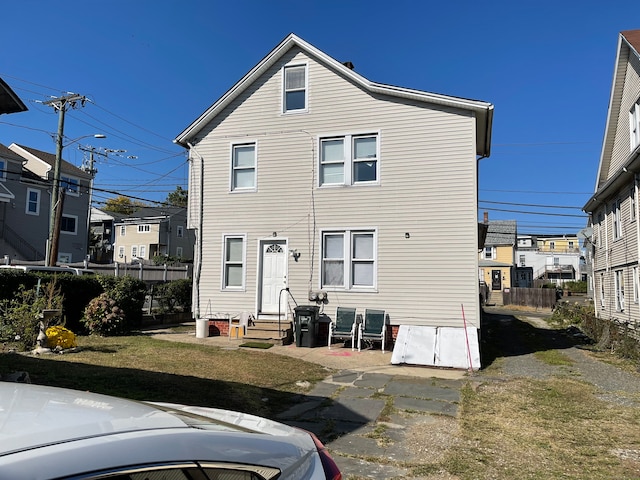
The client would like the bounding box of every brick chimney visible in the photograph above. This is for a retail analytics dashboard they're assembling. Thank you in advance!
[483,211,489,224]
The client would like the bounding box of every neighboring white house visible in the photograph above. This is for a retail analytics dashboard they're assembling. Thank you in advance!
[584,30,640,325]
[516,234,583,286]
[174,33,493,368]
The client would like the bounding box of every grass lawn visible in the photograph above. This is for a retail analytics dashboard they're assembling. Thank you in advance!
[0,334,333,418]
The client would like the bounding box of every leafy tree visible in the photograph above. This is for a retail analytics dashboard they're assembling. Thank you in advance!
[166,186,188,208]
[102,196,148,215]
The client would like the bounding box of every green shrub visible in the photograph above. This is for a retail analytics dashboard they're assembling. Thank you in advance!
[154,278,192,313]
[0,281,64,351]
[97,275,146,332]
[82,293,126,336]
[563,281,587,293]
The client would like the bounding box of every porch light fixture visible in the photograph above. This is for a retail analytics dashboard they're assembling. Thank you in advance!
[405,232,410,238]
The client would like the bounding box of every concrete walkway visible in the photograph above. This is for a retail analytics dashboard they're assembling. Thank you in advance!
[148,326,470,478]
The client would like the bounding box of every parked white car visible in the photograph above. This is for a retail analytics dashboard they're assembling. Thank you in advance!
[0,382,342,480]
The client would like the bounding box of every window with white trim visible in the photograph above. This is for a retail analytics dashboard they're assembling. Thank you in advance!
[231,143,256,191]
[632,186,637,221]
[630,98,640,150]
[60,175,79,196]
[634,266,639,304]
[320,134,379,186]
[177,225,184,238]
[120,225,126,236]
[615,269,625,311]
[283,64,307,112]
[118,246,125,259]
[600,272,605,308]
[613,199,622,239]
[483,246,494,260]
[321,230,376,289]
[223,235,245,289]
[57,252,71,263]
[26,188,40,215]
[549,241,555,250]
[519,255,526,267]
[176,246,183,258]
[131,246,138,258]
[139,245,146,259]
[568,240,575,249]
[138,224,150,233]
[60,215,77,235]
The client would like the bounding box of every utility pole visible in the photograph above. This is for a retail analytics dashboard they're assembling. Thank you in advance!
[79,145,125,261]
[43,93,86,266]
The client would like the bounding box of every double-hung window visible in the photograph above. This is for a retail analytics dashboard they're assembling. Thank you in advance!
[600,272,605,308]
[630,99,640,150]
[231,143,256,191]
[0,159,5,180]
[177,225,184,238]
[615,269,625,311]
[139,245,146,259]
[26,188,40,215]
[320,133,379,186]
[120,226,126,236]
[483,246,493,259]
[60,215,77,235]
[131,246,138,258]
[634,266,639,304]
[283,64,307,112]
[321,230,376,289]
[60,175,79,196]
[613,199,622,239]
[223,235,246,289]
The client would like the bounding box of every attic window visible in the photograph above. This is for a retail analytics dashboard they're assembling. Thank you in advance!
[283,64,307,112]
[631,99,640,150]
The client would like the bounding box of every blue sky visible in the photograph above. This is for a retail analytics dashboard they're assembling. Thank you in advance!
[1,0,638,235]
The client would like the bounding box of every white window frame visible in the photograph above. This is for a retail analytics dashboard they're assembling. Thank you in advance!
[139,245,146,259]
[319,132,380,186]
[26,188,40,215]
[176,246,183,258]
[118,246,125,259]
[483,246,494,260]
[57,252,71,263]
[120,225,126,236]
[230,142,257,192]
[632,186,637,221]
[568,240,574,250]
[177,225,184,238]
[519,255,525,267]
[138,224,151,233]
[60,214,78,235]
[60,175,80,196]
[320,229,377,291]
[282,63,308,113]
[222,234,246,290]
[613,199,622,239]
[549,241,555,250]
[600,272,605,308]
[630,98,640,150]
[634,266,639,304]
[131,246,138,258]
[615,269,625,312]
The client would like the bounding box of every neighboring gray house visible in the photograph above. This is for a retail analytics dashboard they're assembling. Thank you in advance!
[7,143,92,264]
[584,30,640,324]
[113,207,194,263]
[175,34,493,368]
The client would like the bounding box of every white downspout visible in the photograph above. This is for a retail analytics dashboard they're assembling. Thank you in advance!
[187,142,204,319]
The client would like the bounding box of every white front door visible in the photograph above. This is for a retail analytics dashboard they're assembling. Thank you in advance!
[260,240,287,314]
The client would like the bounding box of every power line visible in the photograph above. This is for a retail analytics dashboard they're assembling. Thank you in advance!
[480,188,591,195]
[479,206,587,218]
[479,199,583,210]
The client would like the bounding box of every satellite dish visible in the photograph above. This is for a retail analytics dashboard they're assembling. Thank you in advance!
[577,227,593,239]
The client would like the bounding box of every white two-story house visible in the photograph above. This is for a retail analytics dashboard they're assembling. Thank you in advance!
[175,34,493,368]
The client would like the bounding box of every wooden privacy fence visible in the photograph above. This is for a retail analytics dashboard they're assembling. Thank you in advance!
[502,287,556,309]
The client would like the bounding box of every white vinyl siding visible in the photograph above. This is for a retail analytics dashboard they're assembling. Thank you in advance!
[222,235,246,290]
[283,64,307,113]
[190,48,481,327]
[231,143,256,191]
[26,188,40,215]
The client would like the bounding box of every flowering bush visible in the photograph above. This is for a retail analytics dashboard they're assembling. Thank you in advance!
[82,293,126,336]
[45,325,77,349]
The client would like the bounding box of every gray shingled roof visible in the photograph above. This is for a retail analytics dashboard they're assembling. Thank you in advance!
[484,220,517,246]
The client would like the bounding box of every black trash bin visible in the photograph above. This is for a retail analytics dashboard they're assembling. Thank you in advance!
[294,305,320,347]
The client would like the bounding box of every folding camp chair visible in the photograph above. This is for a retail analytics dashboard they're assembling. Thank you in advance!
[358,309,387,353]
[328,307,358,350]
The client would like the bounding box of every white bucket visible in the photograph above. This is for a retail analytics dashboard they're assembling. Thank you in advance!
[196,318,209,338]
